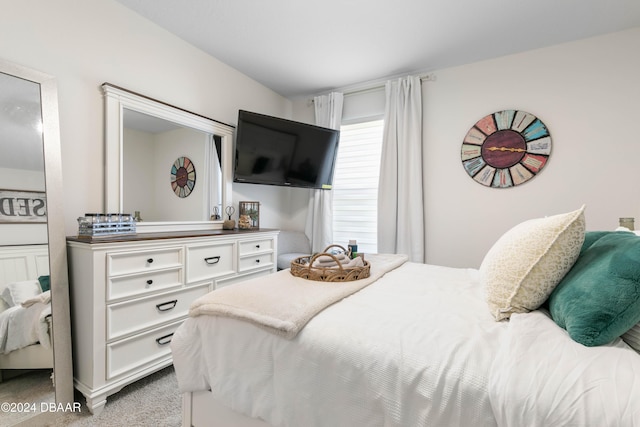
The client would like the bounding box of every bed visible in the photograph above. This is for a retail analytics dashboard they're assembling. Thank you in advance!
[0,244,53,379]
[171,207,640,426]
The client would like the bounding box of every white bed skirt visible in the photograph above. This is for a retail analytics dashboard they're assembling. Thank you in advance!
[184,390,271,427]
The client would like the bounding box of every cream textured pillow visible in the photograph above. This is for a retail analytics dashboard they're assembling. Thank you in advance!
[480,206,586,321]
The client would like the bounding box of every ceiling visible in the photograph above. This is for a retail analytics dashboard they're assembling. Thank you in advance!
[118,1,640,98]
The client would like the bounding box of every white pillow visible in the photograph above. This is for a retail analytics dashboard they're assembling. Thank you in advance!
[480,205,586,321]
[1,279,43,307]
[623,323,640,353]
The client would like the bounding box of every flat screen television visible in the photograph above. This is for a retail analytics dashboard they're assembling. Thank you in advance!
[234,110,340,190]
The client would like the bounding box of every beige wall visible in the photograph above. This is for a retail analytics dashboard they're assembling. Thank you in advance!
[293,28,640,268]
[0,0,292,234]
[1,1,638,265]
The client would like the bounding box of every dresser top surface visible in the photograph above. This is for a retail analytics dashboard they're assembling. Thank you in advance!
[67,228,279,244]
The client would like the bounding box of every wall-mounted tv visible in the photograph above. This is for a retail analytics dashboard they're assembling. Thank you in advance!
[234,110,340,190]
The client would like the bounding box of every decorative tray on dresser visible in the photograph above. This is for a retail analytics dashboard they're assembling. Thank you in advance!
[66,228,279,415]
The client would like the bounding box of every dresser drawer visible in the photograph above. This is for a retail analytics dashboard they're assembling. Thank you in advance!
[106,320,181,380]
[107,268,183,302]
[186,242,235,283]
[239,238,274,256]
[238,252,274,272]
[106,283,210,340]
[107,247,183,276]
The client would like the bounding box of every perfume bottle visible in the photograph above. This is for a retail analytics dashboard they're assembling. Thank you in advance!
[348,240,358,259]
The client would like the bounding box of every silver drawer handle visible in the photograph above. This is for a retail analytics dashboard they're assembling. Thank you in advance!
[156,300,178,312]
[204,256,220,265]
[155,333,173,346]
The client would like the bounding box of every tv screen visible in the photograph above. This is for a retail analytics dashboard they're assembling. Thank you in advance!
[234,110,340,190]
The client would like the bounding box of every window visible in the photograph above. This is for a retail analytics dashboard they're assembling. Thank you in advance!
[332,119,384,254]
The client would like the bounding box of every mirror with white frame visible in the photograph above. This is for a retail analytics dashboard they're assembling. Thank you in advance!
[103,84,234,232]
[0,59,73,425]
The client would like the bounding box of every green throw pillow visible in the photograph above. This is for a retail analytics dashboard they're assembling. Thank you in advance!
[549,231,640,346]
[38,275,50,292]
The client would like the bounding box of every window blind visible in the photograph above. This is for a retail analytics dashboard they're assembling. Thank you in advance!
[332,119,384,254]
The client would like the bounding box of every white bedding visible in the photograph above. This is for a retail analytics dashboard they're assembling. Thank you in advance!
[173,262,505,426]
[489,310,640,426]
[0,298,51,354]
[172,261,640,426]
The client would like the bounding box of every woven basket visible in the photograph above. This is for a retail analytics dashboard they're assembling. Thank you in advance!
[290,244,370,282]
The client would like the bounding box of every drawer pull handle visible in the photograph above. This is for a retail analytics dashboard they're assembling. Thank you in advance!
[147,258,154,264]
[204,256,221,265]
[156,300,178,312]
[155,333,173,346]
[255,244,260,249]
[255,259,260,263]
[146,279,153,288]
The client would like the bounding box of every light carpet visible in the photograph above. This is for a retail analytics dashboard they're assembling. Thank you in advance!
[11,366,181,427]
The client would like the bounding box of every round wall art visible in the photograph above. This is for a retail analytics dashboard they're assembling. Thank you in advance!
[461,110,551,188]
[170,156,196,198]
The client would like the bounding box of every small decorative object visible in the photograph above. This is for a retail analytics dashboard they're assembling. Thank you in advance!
[238,214,252,229]
[133,210,142,222]
[211,206,221,221]
[461,110,551,188]
[238,201,260,229]
[222,205,236,229]
[347,239,358,259]
[77,213,136,237]
[619,217,635,230]
[290,245,370,282]
[170,156,196,198]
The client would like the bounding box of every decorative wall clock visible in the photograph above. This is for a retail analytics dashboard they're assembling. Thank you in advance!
[170,156,196,198]
[461,110,551,188]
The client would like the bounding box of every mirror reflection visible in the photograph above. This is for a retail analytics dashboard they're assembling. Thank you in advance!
[0,71,54,425]
[103,83,234,231]
[122,109,223,222]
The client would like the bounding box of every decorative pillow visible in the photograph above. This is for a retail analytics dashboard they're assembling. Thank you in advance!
[0,279,42,307]
[480,206,585,321]
[549,231,640,346]
[38,275,51,292]
[622,322,640,353]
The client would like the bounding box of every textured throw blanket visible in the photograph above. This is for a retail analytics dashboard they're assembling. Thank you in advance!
[189,253,408,338]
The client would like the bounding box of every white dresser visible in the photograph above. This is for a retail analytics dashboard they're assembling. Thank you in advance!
[66,229,278,415]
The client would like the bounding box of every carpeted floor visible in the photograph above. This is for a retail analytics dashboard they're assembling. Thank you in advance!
[0,369,55,426]
[4,366,181,427]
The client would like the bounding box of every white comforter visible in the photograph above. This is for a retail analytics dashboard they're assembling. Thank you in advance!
[0,299,51,354]
[173,262,505,426]
[489,310,640,426]
[172,262,640,426]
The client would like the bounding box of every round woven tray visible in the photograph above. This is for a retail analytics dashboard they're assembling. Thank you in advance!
[290,244,370,282]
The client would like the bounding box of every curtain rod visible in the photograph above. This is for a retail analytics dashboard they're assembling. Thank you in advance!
[311,73,436,102]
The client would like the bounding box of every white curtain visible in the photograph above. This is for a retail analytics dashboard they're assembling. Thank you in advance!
[306,92,343,253]
[377,76,424,262]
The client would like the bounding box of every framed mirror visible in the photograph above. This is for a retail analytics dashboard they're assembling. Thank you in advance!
[0,59,73,424]
[103,84,234,232]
